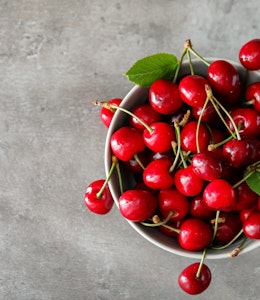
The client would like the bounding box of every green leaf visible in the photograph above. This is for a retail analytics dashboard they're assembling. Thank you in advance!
[125,53,178,87]
[246,171,260,196]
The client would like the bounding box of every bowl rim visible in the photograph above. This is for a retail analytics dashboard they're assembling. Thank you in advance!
[104,58,260,259]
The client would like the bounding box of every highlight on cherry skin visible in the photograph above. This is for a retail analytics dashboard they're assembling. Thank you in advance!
[85,38,260,295]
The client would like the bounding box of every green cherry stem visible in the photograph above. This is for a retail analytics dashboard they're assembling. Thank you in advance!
[116,162,124,195]
[134,153,146,170]
[96,155,118,198]
[196,248,207,278]
[169,122,182,172]
[187,45,210,67]
[93,101,154,134]
[211,228,244,251]
[173,40,190,83]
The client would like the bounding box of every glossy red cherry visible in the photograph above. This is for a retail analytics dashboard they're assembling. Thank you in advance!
[222,139,250,169]
[178,218,213,251]
[226,107,260,138]
[143,122,176,153]
[191,151,222,181]
[84,180,114,214]
[143,158,174,190]
[149,79,184,114]
[189,194,215,220]
[245,81,260,113]
[174,165,204,196]
[110,126,145,161]
[203,179,236,211]
[129,103,161,131]
[239,204,258,223]
[207,60,242,103]
[178,263,211,295]
[158,188,189,221]
[234,182,258,211]
[243,212,260,239]
[180,121,211,153]
[178,75,208,108]
[239,39,260,70]
[100,98,122,128]
[118,189,157,222]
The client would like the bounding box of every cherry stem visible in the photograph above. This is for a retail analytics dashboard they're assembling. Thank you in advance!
[96,155,118,198]
[232,161,260,189]
[211,210,221,243]
[116,162,124,195]
[187,50,195,75]
[196,248,207,278]
[140,211,174,227]
[195,94,211,153]
[204,85,240,140]
[173,40,190,83]
[94,101,154,134]
[169,123,182,172]
[211,228,244,251]
[229,236,248,258]
[187,46,210,67]
[134,153,146,170]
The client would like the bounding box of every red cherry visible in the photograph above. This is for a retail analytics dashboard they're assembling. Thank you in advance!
[143,158,174,190]
[226,107,260,138]
[158,188,189,221]
[178,218,213,251]
[239,39,260,70]
[239,204,258,223]
[191,151,222,181]
[129,103,161,131]
[189,194,215,220]
[110,126,145,161]
[118,189,157,222]
[222,139,250,169]
[214,213,243,245]
[149,79,184,114]
[174,165,204,197]
[178,263,211,295]
[180,121,211,153]
[203,179,236,211]
[178,75,208,108]
[234,182,258,211]
[207,60,242,104]
[245,82,260,113]
[191,101,219,125]
[243,212,260,239]
[100,98,122,128]
[143,122,176,153]
[84,180,114,214]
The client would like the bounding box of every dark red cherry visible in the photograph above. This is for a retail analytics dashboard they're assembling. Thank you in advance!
[118,189,157,222]
[84,180,114,214]
[207,60,242,103]
[191,151,222,181]
[174,165,204,196]
[178,218,213,251]
[159,220,182,237]
[245,81,260,113]
[239,204,258,223]
[180,121,211,153]
[143,158,174,190]
[143,122,176,153]
[178,263,211,295]
[179,75,208,108]
[110,126,145,161]
[149,79,184,114]
[203,179,236,211]
[189,194,215,220]
[222,139,250,169]
[234,182,258,211]
[243,212,260,239]
[214,213,243,245]
[239,39,260,70]
[191,101,219,125]
[227,107,260,138]
[100,98,122,128]
[129,103,161,131]
[158,188,189,221]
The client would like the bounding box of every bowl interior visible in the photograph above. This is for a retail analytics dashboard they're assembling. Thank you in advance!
[105,58,260,259]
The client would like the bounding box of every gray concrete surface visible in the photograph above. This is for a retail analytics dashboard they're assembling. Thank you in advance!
[0,0,260,299]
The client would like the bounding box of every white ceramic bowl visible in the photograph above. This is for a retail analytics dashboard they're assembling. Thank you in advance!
[105,58,260,259]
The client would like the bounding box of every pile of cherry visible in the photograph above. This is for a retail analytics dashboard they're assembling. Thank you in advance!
[85,39,260,295]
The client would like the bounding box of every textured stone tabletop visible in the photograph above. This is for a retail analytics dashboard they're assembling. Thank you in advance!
[1,1,260,299]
